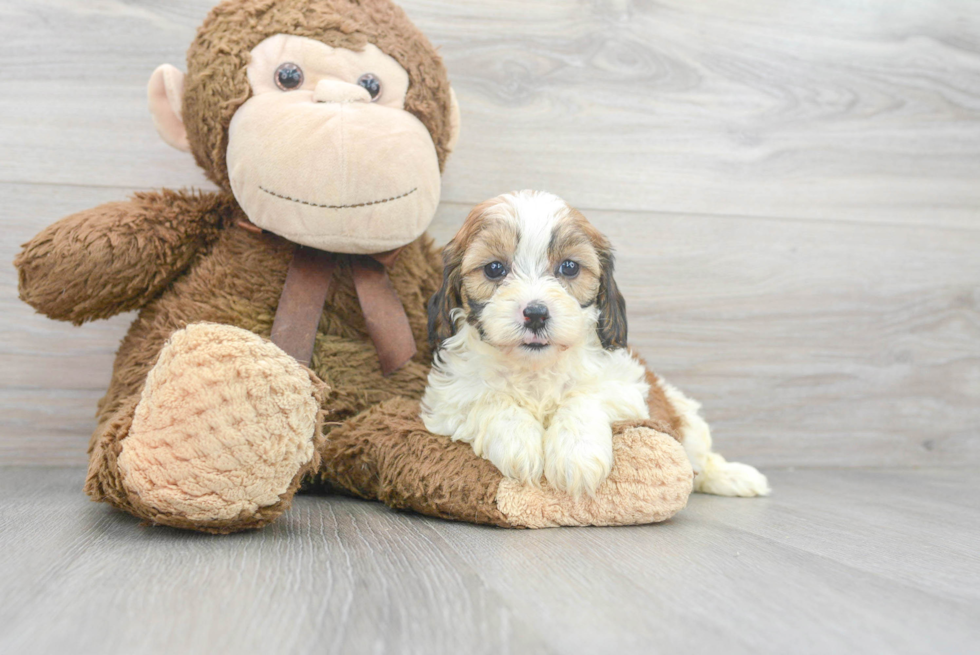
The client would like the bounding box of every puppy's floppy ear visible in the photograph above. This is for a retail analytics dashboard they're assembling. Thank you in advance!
[427,240,464,350]
[572,207,628,350]
[596,249,628,350]
[428,199,497,349]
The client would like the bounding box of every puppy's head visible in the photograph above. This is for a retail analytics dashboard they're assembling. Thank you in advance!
[428,190,627,360]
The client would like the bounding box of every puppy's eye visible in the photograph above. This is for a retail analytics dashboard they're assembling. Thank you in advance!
[356,73,382,101]
[484,261,507,280]
[558,260,580,277]
[275,63,304,90]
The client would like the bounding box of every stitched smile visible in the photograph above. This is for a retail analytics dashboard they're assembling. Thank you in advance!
[259,186,417,209]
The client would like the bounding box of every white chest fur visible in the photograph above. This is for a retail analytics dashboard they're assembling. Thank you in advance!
[420,324,650,495]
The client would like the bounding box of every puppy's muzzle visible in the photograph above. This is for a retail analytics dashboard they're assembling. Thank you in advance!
[523,302,549,333]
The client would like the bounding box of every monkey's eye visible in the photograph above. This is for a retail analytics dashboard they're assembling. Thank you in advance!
[356,73,382,101]
[275,63,304,91]
[558,260,580,277]
[484,261,507,280]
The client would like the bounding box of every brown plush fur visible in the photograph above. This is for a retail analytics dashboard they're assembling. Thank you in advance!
[313,397,513,527]
[16,0,692,533]
[40,190,443,529]
[15,0,457,533]
[312,394,691,529]
[77,197,442,448]
[184,0,455,191]
[635,352,686,439]
[16,190,232,325]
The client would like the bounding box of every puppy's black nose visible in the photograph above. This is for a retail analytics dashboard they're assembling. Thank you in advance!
[523,303,549,332]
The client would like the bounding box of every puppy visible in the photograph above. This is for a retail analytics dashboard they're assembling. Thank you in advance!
[421,191,770,498]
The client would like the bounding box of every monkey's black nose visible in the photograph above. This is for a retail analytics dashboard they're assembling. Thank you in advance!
[523,303,550,332]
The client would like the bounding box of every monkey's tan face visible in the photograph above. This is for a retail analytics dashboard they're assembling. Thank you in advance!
[226,34,442,254]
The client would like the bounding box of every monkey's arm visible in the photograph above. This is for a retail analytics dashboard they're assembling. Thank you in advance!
[16,189,231,324]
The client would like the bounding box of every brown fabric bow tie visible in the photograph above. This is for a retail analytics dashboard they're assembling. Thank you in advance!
[240,221,417,375]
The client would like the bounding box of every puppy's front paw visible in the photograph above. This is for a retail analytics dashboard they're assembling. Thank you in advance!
[481,411,545,486]
[544,418,614,497]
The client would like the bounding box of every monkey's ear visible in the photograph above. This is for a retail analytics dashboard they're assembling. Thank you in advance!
[427,242,464,350]
[148,64,191,152]
[446,88,462,155]
[596,253,628,350]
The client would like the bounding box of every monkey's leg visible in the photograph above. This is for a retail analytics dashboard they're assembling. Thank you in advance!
[315,400,693,528]
[85,323,325,533]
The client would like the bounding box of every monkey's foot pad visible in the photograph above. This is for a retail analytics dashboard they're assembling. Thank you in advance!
[116,323,324,529]
[496,426,694,528]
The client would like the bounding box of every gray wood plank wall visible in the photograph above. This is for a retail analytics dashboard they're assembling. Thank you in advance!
[2,0,978,467]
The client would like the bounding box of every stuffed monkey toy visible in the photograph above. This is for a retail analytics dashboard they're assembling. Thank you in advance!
[15,0,694,533]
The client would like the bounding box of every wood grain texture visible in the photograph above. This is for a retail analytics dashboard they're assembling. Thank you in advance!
[5,187,979,466]
[2,0,979,224]
[0,467,550,655]
[1,467,978,655]
[1,0,979,466]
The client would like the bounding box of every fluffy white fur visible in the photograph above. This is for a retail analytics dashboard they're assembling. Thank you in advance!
[658,380,770,496]
[422,190,770,498]
[423,318,650,496]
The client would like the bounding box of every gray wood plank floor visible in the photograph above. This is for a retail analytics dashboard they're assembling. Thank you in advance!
[0,467,977,655]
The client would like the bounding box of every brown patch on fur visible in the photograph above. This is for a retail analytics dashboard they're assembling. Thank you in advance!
[183,0,455,191]
[427,198,510,348]
[426,246,464,349]
[628,351,685,440]
[459,217,519,315]
[459,215,518,275]
[594,255,627,349]
[311,397,513,527]
[550,207,627,349]
[547,209,603,306]
[569,211,627,349]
